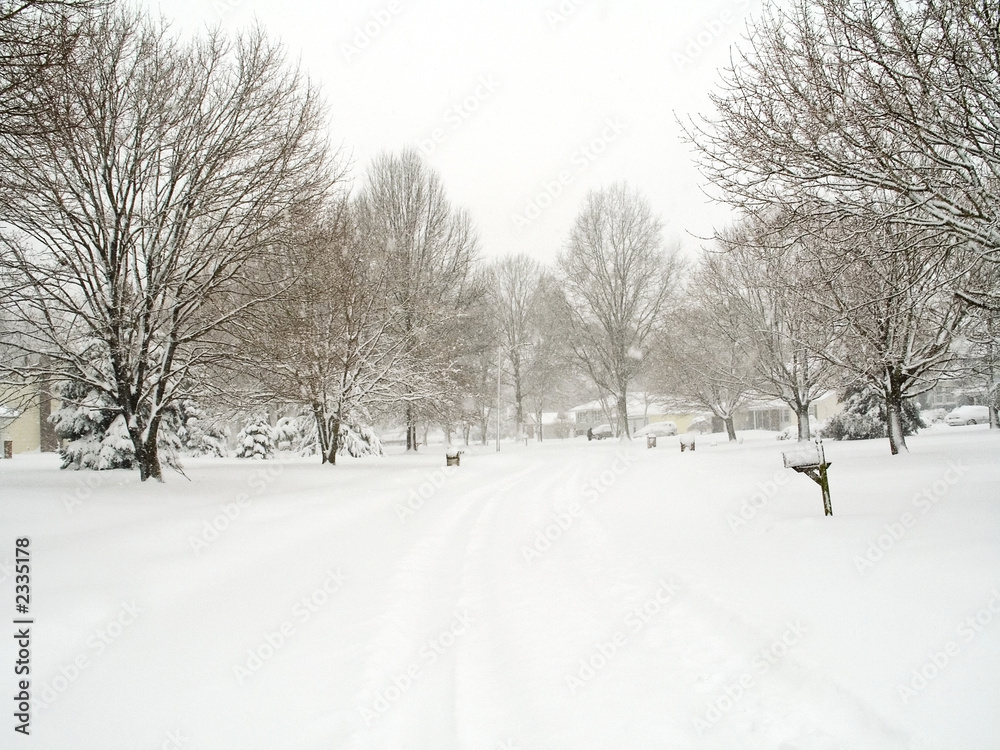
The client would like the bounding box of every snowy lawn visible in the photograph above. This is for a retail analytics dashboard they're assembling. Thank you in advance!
[1,426,998,749]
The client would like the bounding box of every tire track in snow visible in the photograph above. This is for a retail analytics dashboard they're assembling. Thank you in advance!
[347,458,555,743]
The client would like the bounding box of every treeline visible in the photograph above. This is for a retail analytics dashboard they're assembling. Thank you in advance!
[1,0,996,480]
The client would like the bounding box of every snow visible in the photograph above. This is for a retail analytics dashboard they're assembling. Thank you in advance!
[1,425,998,749]
[782,441,825,468]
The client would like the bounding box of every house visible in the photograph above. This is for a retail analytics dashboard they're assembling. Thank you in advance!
[735,391,841,432]
[566,392,709,437]
[523,411,575,440]
[0,382,59,456]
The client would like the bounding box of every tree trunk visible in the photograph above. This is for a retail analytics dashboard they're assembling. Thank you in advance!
[405,403,417,451]
[326,413,341,465]
[990,404,999,430]
[312,404,329,463]
[796,403,812,441]
[536,407,544,442]
[617,391,630,439]
[724,415,738,442]
[514,377,524,441]
[134,421,163,482]
[885,367,908,455]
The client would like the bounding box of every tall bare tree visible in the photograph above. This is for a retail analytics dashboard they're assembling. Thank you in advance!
[653,268,756,442]
[487,253,544,441]
[239,198,413,464]
[802,219,972,454]
[687,0,1000,273]
[0,10,333,480]
[0,0,97,137]
[557,184,680,439]
[707,214,840,440]
[359,149,480,450]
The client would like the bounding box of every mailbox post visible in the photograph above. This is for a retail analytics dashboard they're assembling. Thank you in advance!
[782,439,833,516]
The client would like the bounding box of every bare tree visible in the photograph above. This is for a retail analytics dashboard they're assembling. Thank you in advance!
[0,0,97,137]
[360,149,480,450]
[686,0,1000,272]
[239,198,413,464]
[523,271,576,441]
[653,270,756,442]
[707,214,840,440]
[486,253,545,441]
[802,219,972,454]
[557,184,680,439]
[0,10,334,480]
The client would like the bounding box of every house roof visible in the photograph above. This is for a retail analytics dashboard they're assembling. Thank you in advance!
[567,392,680,418]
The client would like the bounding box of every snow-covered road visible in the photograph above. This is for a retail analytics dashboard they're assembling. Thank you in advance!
[1,428,998,749]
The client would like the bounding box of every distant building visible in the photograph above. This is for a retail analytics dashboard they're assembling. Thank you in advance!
[566,392,709,437]
[0,381,59,456]
[523,411,575,440]
[735,391,841,432]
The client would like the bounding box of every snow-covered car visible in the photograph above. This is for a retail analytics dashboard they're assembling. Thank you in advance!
[944,405,990,426]
[634,421,678,438]
[588,423,614,440]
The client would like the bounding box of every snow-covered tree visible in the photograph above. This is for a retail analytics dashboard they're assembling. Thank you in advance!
[687,0,1000,269]
[361,149,481,451]
[705,214,840,440]
[652,282,755,442]
[50,380,181,470]
[801,218,972,454]
[235,415,275,460]
[822,384,924,442]
[557,184,682,440]
[0,10,334,481]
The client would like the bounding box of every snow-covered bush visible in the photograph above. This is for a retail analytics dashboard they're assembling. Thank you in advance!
[274,414,318,456]
[822,385,924,441]
[174,400,228,457]
[50,381,183,470]
[338,421,382,458]
[235,415,275,459]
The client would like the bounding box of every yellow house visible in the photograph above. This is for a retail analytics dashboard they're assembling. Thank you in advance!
[0,382,58,456]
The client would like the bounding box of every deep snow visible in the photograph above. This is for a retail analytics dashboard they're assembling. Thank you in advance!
[1,425,998,749]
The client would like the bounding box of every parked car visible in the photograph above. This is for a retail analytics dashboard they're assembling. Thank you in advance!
[945,405,990,426]
[634,421,678,438]
[588,423,614,440]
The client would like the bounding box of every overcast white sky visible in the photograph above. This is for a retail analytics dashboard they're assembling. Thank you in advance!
[143,0,762,264]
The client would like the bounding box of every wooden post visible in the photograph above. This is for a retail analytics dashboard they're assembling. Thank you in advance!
[783,439,833,516]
